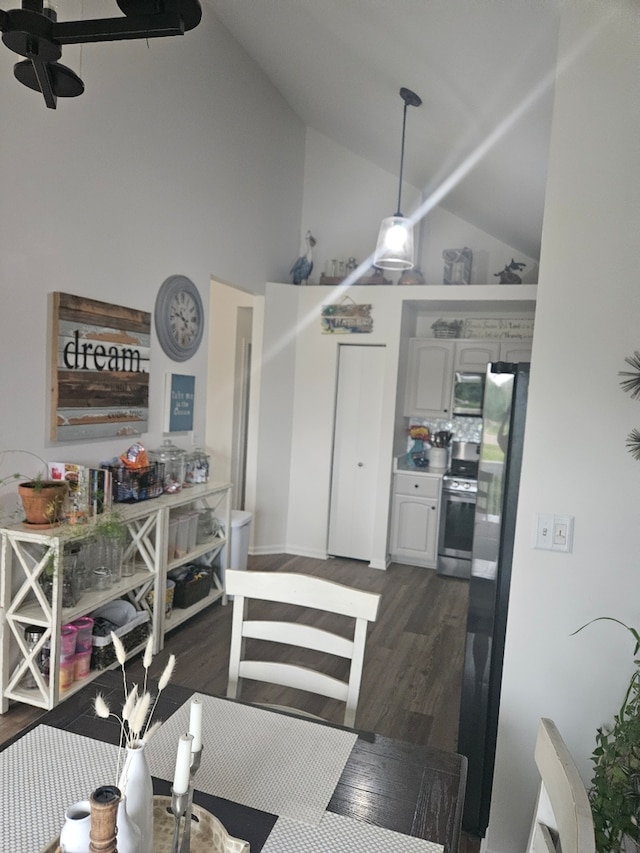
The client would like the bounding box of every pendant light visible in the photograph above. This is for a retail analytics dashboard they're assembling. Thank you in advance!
[374,86,422,271]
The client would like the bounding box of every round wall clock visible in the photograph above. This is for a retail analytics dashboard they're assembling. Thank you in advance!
[154,275,204,361]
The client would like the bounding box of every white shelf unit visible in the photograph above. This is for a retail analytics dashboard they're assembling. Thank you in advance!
[0,481,231,713]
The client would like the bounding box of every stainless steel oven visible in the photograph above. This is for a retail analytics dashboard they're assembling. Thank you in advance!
[437,444,479,579]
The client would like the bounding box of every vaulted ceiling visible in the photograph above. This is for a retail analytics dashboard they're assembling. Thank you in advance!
[208,0,562,261]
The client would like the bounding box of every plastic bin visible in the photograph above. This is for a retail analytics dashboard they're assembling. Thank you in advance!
[216,510,252,588]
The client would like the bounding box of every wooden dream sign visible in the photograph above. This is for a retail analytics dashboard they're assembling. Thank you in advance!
[50,292,151,441]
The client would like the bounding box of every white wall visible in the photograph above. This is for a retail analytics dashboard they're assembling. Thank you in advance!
[0,5,304,502]
[252,284,536,566]
[300,128,421,283]
[487,3,640,851]
[420,207,539,285]
[301,126,539,287]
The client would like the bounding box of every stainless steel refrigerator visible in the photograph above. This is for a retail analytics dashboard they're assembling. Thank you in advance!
[457,361,530,837]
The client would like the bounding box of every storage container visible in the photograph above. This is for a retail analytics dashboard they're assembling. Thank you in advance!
[174,513,191,559]
[167,517,179,560]
[172,568,213,609]
[104,462,165,503]
[145,579,176,617]
[184,448,210,485]
[74,650,92,680]
[148,440,186,494]
[60,624,78,659]
[186,510,199,552]
[59,656,75,691]
[71,616,94,653]
[90,601,150,670]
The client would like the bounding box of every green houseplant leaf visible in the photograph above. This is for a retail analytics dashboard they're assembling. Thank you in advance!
[573,617,640,853]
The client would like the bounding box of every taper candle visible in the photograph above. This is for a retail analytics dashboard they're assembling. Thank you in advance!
[189,698,202,751]
[173,734,193,794]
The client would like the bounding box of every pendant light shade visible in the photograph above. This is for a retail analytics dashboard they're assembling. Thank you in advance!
[374,87,422,271]
[374,215,414,271]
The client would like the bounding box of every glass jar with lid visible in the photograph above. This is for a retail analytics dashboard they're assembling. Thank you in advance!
[149,439,187,494]
[184,448,210,485]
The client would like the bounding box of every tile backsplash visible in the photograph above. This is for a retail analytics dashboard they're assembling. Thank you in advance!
[407,415,482,450]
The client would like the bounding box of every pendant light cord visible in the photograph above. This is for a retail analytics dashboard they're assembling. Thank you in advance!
[395,100,408,217]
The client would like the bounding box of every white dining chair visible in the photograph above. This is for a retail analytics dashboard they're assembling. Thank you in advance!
[526,718,595,853]
[225,569,381,727]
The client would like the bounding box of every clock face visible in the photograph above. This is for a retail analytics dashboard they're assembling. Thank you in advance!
[155,275,204,361]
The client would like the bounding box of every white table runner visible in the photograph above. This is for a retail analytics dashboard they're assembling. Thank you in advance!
[261,812,444,853]
[147,694,358,825]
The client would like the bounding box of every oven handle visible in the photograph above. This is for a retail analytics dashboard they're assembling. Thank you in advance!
[441,488,478,503]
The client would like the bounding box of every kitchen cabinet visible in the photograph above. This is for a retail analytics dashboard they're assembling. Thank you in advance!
[403,339,454,418]
[389,472,442,568]
[403,338,533,417]
[0,482,231,713]
[499,341,532,363]
[453,341,501,373]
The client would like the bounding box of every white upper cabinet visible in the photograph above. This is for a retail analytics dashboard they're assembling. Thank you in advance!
[403,339,455,418]
[403,337,533,418]
[499,341,533,363]
[453,341,501,373]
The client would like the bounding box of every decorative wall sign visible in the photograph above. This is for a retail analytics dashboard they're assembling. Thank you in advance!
[50,292,150,441]
[165,373,195,432]
[321,298,373,334]
[462,317,534,340]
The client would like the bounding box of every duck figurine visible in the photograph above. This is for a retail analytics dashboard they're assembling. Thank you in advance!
[290,230,316,285]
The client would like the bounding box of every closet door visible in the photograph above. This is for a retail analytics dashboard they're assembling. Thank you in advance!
[327,344,385,561]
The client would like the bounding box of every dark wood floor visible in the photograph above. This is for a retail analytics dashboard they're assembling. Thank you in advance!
[0,553,480,851]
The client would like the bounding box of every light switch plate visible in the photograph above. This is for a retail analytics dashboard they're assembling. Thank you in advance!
[534,514,554,550]
[552,515,574,552]
[534,513,574,552]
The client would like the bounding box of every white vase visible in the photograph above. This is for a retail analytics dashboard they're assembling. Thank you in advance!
[117,795,142,853]
[59,799,91,853]
[118,742,154,853]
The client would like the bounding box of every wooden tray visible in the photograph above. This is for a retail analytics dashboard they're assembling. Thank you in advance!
[42,795,250,853]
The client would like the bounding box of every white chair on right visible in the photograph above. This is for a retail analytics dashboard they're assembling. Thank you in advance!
[526,718,595,853]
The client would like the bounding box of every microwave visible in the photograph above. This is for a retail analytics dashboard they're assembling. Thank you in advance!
[452,371,485,416]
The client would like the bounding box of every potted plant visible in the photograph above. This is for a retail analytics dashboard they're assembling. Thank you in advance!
[0,448,66,526]
[574,617,640,853]
[18,473,68,525]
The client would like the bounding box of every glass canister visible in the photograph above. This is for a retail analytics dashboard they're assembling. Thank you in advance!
[184,448,210,485]
[149,439,187,494]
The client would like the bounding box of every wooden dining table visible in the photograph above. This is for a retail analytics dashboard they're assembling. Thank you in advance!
[1,669,467,853]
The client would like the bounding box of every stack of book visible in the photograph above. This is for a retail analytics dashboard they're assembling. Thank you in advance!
[48,463,112,523]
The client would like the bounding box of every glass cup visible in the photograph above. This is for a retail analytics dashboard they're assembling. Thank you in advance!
[92,567,111,592]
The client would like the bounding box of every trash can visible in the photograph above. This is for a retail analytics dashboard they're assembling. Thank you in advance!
[216,510,253,588]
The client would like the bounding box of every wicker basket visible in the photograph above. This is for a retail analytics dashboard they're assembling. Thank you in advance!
[431,319,463,338]
[104,462,165,503]
[90,602,150,669]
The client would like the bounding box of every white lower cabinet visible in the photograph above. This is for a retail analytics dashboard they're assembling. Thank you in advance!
[0,481,231,713]
[389,473,441,568]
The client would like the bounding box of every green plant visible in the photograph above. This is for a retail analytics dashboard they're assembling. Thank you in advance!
[573,617,640,853]
[0,448,50,524]
[92,510,127,541]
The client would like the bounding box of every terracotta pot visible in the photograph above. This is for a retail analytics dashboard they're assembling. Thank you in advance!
[18,480,67,525]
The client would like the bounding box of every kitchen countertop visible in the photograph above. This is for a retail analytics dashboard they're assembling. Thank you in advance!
[394,456,448,476]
